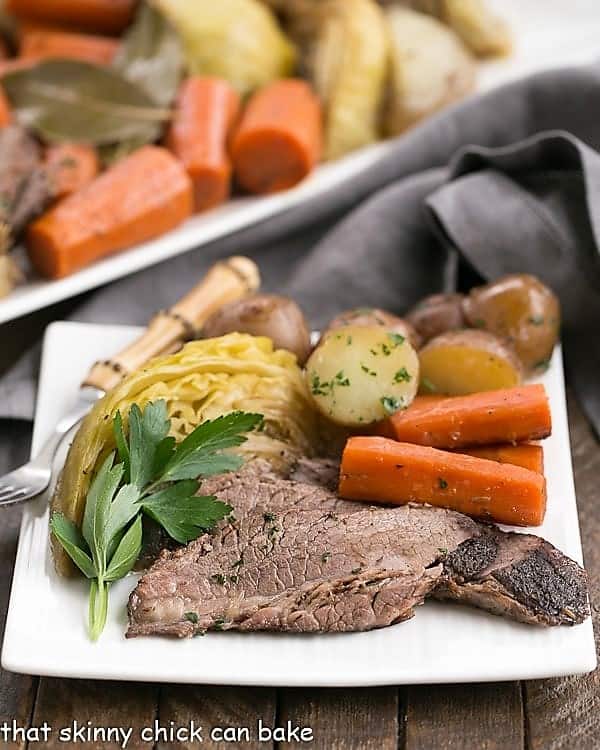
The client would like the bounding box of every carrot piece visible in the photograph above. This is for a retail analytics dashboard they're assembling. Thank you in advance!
[44,143,99,199]
[165,77,240,212]
[459,443,544,474]
[6,0,136,34]
[339,436,547,526]
[383,385,551,449]
[0,85,11,127]
[20,28,119,64]
[231,79,322,194]
[27,145,193,280]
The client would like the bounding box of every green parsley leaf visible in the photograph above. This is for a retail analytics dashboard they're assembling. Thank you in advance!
[128,400,170,489]
[105,515,143,582]
[380,396,402,415]
[82,453,123,565]
[393,367,412,383]
[113,410,130,481]
[142,482,232,544]
[387,332,405,346]
[50,513,96,579]
[159,412,262,483]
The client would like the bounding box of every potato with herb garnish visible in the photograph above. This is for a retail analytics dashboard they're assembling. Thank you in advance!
[462,274,560,372]
[322,307,421,350]
[306,325,419,427]
[419,329,523,396]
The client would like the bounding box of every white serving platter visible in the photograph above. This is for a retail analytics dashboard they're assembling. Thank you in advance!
[2,321,596,685]
[1,0,600,325]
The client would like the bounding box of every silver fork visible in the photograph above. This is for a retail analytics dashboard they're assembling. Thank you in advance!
[0,255,260,508]
[0,387,102,506]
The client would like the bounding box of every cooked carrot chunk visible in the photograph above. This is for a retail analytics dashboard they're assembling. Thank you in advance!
[383,385,551,449]
[7,0,136,34]
[339,436,547,526]
[459,443,544,474]
[231,79,322,194]
[20,28,119,65]
[166,77,240,212]
[45,143,99,199]
[27,146,193,279]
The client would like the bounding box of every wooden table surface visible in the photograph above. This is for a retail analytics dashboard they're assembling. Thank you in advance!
[0,312,598,750]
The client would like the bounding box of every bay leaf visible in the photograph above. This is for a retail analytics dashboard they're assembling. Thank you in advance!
[2,59,172,146]
[103,1,184,163]
[113,1,184,108]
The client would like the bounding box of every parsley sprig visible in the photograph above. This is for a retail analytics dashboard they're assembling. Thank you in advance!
[51,401,262,641]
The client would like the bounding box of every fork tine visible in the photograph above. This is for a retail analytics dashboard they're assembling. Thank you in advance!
[0,487,34,505]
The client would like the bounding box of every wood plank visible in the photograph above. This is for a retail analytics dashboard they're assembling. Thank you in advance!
[524,395,600,750]
[404,682,523,750]
[278,687,399,750]
[30,679,158,749]
[157,685,276,749]
[0,421,37,750]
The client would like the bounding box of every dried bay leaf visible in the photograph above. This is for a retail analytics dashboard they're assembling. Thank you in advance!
[2,59,172,145]
[101,2,184,163]
[114,2,184,107]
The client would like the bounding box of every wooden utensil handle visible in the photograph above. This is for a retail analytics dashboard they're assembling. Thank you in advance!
[82,256,260,392]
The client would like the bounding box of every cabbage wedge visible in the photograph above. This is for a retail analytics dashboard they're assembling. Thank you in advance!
[51,334,319,577]
[306,0,388,160]
[153,0,297,95]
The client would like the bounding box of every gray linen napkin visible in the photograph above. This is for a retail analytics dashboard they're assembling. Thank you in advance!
[2,62,600,451]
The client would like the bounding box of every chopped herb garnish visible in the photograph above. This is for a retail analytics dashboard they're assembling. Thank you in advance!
[381,343,392,356]
[393,367,412,383]
[421,377,438,393]
[229,574,239,584]
[351,566,362,575]
[387,332,405,347]
[211,573,226,585]
[438,547,448,556]
[232,556,244,569]
[184,612,199,624]
[335,370,350,386]
[346,335,353,345]
[321,551,331,563]
[309,370,350,396]
[263,512,276,523]
[361,363,377,377]
[438,478,448,490]
[381,395,402,415]
[212,616,227,631]
[528,315,545,326]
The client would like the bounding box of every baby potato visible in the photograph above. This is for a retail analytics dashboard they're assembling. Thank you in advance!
[462,274,560,371]
[202,294,312,365]
[406,293,466,344]
[419,329,522,396]
[323,307,422,349]
[306,325,419,426]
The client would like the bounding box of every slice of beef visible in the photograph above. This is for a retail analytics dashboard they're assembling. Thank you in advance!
[127,504,478,637]
[289,456,340,490]
[127,500,588,638]
[200,458,355,517]
[135,459,353,569]
[435,530,589,625]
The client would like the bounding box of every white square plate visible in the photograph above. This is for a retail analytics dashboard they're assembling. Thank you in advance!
[1,0,600,325]
[2,322,597,685]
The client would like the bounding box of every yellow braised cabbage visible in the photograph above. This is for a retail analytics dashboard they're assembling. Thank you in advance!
[51,333,318,576]
[154,0,297,95]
